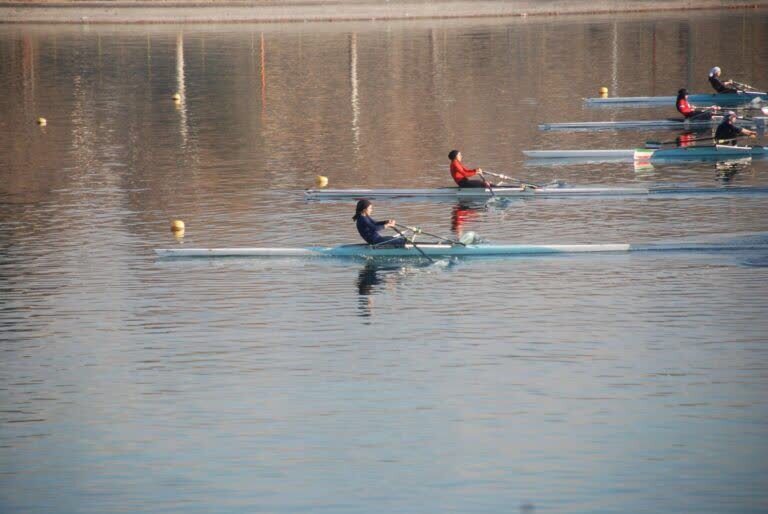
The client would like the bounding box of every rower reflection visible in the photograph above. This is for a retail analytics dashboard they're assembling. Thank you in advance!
[451,201,483,236]
[676,131,696,147]
[356,261,431,318]
[716,159,752,182]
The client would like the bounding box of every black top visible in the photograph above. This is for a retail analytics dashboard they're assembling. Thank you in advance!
[356,215,388,244]
[715,122,743,141]
[709,75,737,94]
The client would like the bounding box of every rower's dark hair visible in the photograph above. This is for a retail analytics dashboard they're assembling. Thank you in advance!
[677,88,688,99]
[448,149,459,161]
[352,199,372,221]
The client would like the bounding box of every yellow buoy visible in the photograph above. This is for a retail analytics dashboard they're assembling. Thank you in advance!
[170,219,185,232]
[36,117,47,126]
[172,93,182,102]
[599,86,609,98]
[315,175,329,188]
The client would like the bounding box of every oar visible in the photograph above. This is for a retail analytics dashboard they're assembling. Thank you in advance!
[725,105,768,115]
[395,224,465,246]
[731,80,759,92]
[392,225,434,263]
[482,171,542,188]
[687,107,721,120]
[746,106,768,115]
[685,107,767,120]
[644,133,752,148]
[478,172,496,198]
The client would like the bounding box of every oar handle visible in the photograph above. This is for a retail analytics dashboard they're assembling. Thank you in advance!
[484,171,518,181]
[483,171,542,187]
[646,134,721,146]
[392,226,434,262]
[394,223,465,246]
[715,134,755,144]
[731,80,757,91]
[394,223,421,234]
[647,134,752,149]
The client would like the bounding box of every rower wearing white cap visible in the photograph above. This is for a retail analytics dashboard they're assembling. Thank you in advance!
[708,67,739,94]
[714,111,756,144]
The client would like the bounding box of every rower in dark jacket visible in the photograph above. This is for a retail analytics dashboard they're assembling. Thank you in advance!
[709,66,739,94]
[714,111,756,144]
[353,199,406,247]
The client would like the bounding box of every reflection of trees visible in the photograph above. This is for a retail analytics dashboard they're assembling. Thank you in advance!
[1,15,766,239]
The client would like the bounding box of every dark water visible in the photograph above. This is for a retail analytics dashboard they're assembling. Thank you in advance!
[1,10,768,514]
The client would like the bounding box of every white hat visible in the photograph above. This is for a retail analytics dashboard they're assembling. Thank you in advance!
[709,66,721,77]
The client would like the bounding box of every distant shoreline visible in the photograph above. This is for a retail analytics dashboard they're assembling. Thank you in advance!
[1,1,766,24]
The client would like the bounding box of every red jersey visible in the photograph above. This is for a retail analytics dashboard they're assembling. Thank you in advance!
[450,160,479,185]
[676,97,696,118]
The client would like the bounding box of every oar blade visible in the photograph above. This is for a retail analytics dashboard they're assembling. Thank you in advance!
[459,231,479,245]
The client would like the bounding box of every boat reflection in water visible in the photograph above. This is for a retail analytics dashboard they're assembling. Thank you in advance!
[632,155,753,180]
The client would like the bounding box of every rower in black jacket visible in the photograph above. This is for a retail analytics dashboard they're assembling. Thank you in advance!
[714,112,756,144]
[709,66,739,94]
[352,199,406,247]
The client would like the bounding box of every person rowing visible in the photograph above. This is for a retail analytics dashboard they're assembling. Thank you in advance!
[708,66,740,94]
[449,149,494,188]
[714,111,756,144]
[676,88,719,120]
[353,199,406,247]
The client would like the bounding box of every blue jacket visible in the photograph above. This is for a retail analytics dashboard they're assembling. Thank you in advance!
[356,215,389,244]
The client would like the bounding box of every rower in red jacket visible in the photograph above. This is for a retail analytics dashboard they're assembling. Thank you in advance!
[676,88,719,120]
[448,150,493,188]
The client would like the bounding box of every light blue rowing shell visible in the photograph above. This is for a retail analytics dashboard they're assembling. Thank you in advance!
[155,242,768,259]
[585,92,767,107]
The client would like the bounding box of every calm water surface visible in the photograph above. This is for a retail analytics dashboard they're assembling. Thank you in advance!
[1,10,768,514]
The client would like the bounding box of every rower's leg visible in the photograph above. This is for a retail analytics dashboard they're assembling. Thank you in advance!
[459,178,494,188]
[689,110,713,121]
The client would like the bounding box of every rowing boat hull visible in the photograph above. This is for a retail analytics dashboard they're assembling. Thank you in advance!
[306,186,648,199]
[635,145,765,161]
[156,243,627,258]
[306,186,535,199]
[539,116,766,132]
[585,92,768,107]
[525,146,765,160]
[155,242,768,259]
[523,149,635,159]
[304,185,768,200]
